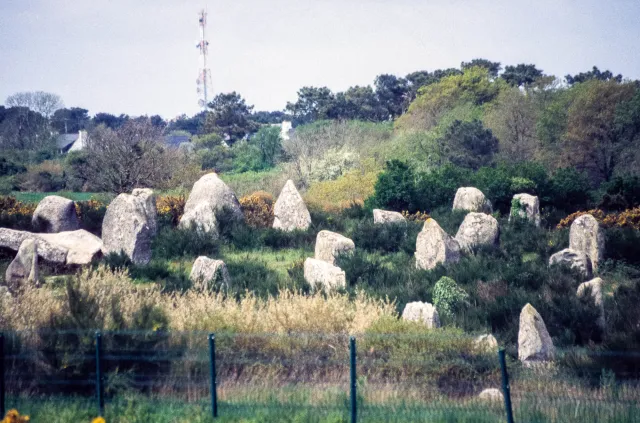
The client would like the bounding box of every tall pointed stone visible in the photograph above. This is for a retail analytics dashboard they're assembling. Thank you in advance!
[4,238,38,292]
[273,180,311,231]
[415,218,460,270]
[510,193,541,227]
[518,303,555,363]
[570,214,604,272]
[102,192,154,264]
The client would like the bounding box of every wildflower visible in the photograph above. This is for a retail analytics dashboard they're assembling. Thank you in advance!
[1,409,30,423]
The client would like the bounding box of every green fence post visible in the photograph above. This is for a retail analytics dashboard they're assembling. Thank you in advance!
[350,336,357,423]
[209,333,218,418]
[95,331,104,417]
[0,333,5,418]
[498,349,514,423]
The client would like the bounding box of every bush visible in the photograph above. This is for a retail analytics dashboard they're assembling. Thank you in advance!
[349,219,421,254]
[548,167,592,212]
[239,191,274,228]
[414,165,471,212]
[599,175,640,211]
[152,225,219,259]
[75,199,107,236]
[156,195,186,227]
[371,160,417,212]
[433,276,469,321]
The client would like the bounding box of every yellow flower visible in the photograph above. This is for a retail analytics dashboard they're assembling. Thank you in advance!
[92,417,106,423]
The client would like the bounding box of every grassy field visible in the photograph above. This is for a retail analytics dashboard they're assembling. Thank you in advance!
[10,191,112,204]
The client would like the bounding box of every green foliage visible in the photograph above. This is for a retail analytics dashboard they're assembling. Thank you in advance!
[371,160,416,212]
[598,175,640,211]
[0,157,26,176]
[152,224,220,260]
[349,220,421,254]
[199,145,234,173]
[433,277,469,320]
[549,167,592,212]
[501,63,544,86]
[434,120,499,170]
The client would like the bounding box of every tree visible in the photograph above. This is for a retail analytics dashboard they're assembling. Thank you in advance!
[333,86,385,121]
[285,87,336,125]
[374,74,409,118]
[51,108,90,133]
[251,110,288,124]
[204,92,258,143]
[566,66,623,85]
[404,69,462,106]
[0,106,52,150]
[461,59,502,78]
[251,125,283,168]
[373,160,416,212]
[564,80,637,182]
[5,91,63,118]
[436,120,499,170]
[167,112,206,135]
[83,120,173,193]
[92,113,129,129]
[501,64,544,87]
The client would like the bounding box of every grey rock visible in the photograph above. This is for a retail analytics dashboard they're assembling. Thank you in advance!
[132,188,157,236]
[570,214,604,272]
[415,218,461,270]
[577,277,605,329]
[455,212,499,251]
[0,228,101,265]
[273,180,311,231]
[518,303,555,363]
[5,238,38,291]
[549,248,592,278]
[510,193,541,227]
[452,187,492,213]
[314,230,355,265]
[179,173,243,234]
[32,195,79,233]
[102,193,154,264]
[303,257,346,291]
[478,388,503,402]
[373,209,406,225]
[401,302,441,328]
[190,256,231,290]
[474,334,499,353]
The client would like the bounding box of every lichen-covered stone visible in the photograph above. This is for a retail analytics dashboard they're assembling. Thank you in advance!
[401,302,441,328]
[273,180,311,231]
[415,218,460,270]
[452,187,492,213]
[570,214,604,272]
[314,230,355,265]
[303,258,346,291]
[518,303,555,363]
[32,195,79,233]
[102,193,154,264]
[549,248,592,279]
[510,193,541,227]
[132,188,157,236]
[189,256,231,290]
[373,209,406,225]
[455,212,499,251]
[4,239,38,291]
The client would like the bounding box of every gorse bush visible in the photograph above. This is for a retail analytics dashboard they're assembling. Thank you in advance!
[239,191,274,228]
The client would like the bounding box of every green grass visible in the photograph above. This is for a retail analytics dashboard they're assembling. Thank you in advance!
[11,191,112,204]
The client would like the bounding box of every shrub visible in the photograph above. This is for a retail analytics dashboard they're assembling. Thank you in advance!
[433,276,469,321]
[371,160,416,212]
[599,175,640,211]
[548,167,592,212]
[305,165,378,212]
[152,225,219,259]
[349,219,421,254]
[414,165,471,212]
[75,199,107,235]
[0,196,36,230]
[156,194,186,227]
[18,160,66,192]
[239,191,274,228]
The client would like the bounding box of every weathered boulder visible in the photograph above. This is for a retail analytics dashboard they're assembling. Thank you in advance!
[190,256,231,290]
[401,302,441,328]
[570,214,604,272]
[373,209,406,225]
[415,218,461,270]
[179,173,243,234]
[0,228,101,265]
[510,193,541,227]
[473,334,499,353]
[132,188,157,236]
[303,258,346,291]
[32,195,79,233]
[518,303,555,363]
[478,388,503,402]
[549,248,592,278]
[452,187,492,213]
[577,277,605,329]
[455,213,499,251]
[315,230,355,265]
[4,239,38,291]
[272,180,311,231]
[102,193,154,264]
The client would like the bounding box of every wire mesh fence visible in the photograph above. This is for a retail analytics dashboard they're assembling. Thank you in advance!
[0,330,639,422]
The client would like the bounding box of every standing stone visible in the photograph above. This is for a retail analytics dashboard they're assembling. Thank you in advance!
[179,173,243,235]
[415,218,461,270]
[303,258,346,291]
[518,303,555,363]
[478,388,503,402]
[132,188,157,236]
[4,239,38,291]
[510,193,541,227]
[452,187,493,213]
[273,180,312,231]
[577,277,605,329]
[570,214,604,272]
[373,209,406,225]
[102,193,154,265]
[549,248,592,279]
[190,256,231,290]
[31,195,79,233]
[401,302,441,328]
[473,334,499,353]
[455,212,500,251]
[315,230,355,265]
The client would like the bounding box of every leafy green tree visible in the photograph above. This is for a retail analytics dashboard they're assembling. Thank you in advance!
[461,59,502,78]
[285,86,336,125]
[566,66,623,85]
[372,160,416,212]
[251,110,288,124]
[374,74,408,118]
[501,64,544,87]
[251,125,283,168]
[51,107,90,133]
[404,69,462,105]
[204,92,258,143]
[92,113,129,129]
[167,112,206,135]
[435,120,499,170]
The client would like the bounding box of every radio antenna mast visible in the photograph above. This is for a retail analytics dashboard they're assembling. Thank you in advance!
[196,9,211,109]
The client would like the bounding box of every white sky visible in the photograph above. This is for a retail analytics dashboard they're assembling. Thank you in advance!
[1,0,639,119]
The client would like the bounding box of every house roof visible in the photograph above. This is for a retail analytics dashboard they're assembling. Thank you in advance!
[165,134,191,147]
[56,133,78,149]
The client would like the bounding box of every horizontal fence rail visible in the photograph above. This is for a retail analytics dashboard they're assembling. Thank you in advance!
[0,330,639,422]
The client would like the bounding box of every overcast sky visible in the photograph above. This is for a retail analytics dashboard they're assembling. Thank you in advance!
[1,0,639,119]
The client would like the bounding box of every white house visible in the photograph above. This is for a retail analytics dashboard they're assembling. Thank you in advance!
[56,130,87,153]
